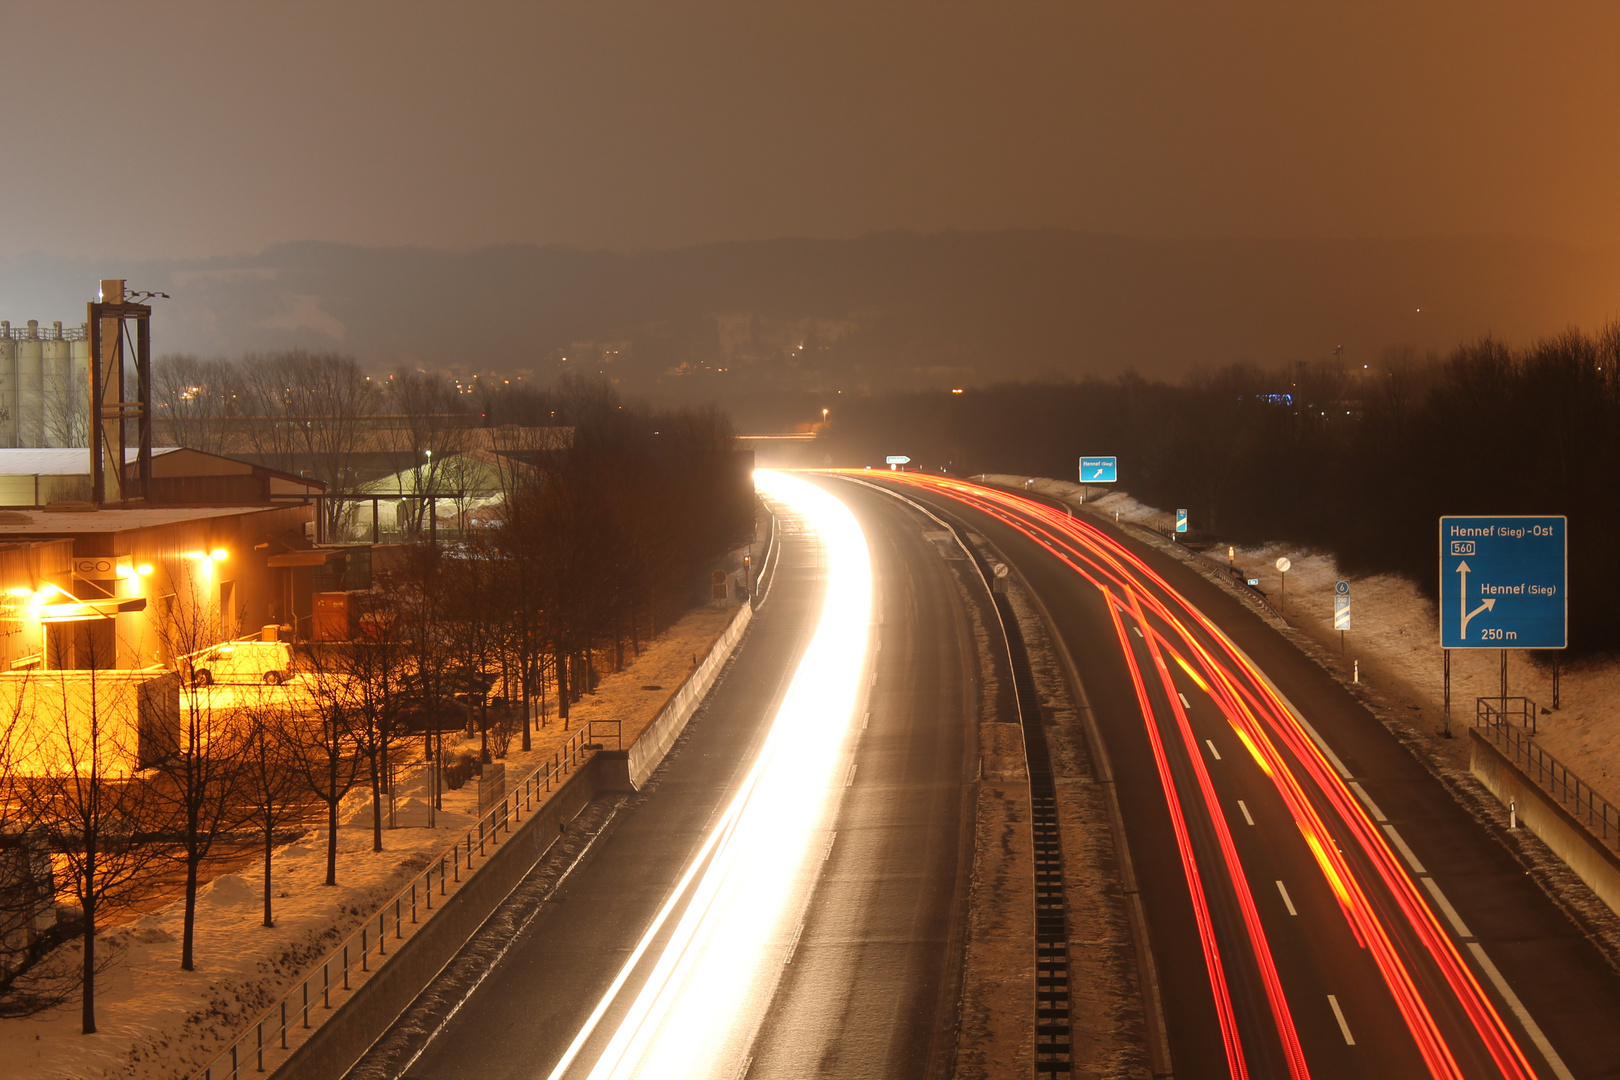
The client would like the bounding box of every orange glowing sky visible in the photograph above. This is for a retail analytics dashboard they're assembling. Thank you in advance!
[3,2,1620,259]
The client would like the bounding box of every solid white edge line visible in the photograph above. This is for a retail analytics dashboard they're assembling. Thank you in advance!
[1466,942,1576,1080]
[1348,781,1387,822]
[1327,995,1355,1045]
[1276,880,1298,916]
[1419,877,1474,940]
[1238,799,1254,825]
[1204,739,1222,760]
[1380,824,1428,875]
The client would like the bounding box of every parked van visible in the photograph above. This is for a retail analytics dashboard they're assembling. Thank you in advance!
[187,641,293,686]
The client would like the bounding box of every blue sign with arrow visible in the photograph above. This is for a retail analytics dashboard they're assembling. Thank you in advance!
[1438,516,1566,649]
[1080,456,1117,483]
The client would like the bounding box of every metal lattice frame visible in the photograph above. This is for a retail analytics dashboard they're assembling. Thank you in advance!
[85,295,152,504]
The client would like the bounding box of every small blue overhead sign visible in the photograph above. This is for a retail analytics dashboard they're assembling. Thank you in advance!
[1439,516,1566,649]
[1080,456,1117,483]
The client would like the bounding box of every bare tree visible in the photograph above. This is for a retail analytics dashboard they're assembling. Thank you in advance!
[238,351,376,536]
[152,354,242,454]
[12,655,175,1033]
[0,681,81,1017]
[236,692,306,927]
[337,596,412,851]
[287,658,363,886]
[153,583,249,971]
[380,368,472,537]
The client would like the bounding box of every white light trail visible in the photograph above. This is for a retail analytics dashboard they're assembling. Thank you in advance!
[547,469,872,1080]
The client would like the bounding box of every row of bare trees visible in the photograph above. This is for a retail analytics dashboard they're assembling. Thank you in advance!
[153,352,565,536]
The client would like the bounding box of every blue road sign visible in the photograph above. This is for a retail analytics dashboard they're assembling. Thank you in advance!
[1334,595,1351,631]
[1175,509,1188,533]
[885,455,911,465]
[1335,580,1350,596]
[1439,516,1566,648]
[1080,456,1118,483]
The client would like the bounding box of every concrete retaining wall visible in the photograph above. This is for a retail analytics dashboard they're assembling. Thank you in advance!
[626,601,753,789]
[1470,730,1620,916]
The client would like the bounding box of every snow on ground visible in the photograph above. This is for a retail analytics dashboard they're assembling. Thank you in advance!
[979,474,1620,802]
[0,597,744,1080]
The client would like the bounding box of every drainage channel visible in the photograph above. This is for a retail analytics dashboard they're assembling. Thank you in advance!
[990,584,1073,1077]
[953,522,1074,1077]
[834,478,1075,1077]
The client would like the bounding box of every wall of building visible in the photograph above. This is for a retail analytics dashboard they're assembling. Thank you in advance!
[0,321,90,449]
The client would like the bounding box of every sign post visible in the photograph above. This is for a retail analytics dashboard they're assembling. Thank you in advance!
[1438,515,1567,733]
[1275,556,1291,615]
[1333,580,1350,654]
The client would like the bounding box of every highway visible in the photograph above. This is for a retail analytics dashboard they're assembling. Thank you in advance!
[873,472,1620,1080]
[353,471,977,1080]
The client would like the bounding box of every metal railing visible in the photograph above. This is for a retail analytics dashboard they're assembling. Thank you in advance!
[1475,715,1620,856]
[1477,695,1539,735]
[194,723,600,1080]
[2,322,86,341]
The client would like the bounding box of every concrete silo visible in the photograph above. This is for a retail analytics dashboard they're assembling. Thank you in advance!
[0,319,91,448]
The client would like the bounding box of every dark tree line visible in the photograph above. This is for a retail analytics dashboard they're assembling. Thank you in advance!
[827,324,1620,655]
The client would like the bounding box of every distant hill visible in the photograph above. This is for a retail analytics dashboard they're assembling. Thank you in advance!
[5,230,1617,427]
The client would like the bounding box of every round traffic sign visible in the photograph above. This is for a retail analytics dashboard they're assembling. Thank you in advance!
[1335,580,1349,595]
[1275,557,1292,573]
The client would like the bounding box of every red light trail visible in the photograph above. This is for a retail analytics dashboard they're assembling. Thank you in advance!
[864,472,1540,1079]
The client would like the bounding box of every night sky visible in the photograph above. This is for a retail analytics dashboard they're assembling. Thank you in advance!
[6,2,1620,259]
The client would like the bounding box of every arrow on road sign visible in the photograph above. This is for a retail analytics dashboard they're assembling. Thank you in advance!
[1455,560,1497,640]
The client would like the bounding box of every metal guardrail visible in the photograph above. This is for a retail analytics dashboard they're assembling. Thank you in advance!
[1475,715,1620,856]
[193,724,599,1080]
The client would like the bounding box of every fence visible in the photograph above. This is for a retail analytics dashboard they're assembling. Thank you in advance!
[1477,695,1539,735]
[1474,713,1620,856]
[193,723,598,1080]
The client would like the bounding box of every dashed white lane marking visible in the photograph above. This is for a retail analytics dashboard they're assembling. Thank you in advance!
[1276,880,1298,915]
[1421,877,1474,939]
[845,763,857,787]
[1327,995,1355,1045]
[1349,781,1387,822]
[870,670,877,687]
[823,831,837,861]
[1382,825,1428,875]
[784,921,804,965]
[1132,625,1144,638]
[1178,692,1191,709]
[1238,800,1254,825]
[862,711,870,730]
[1205,739,1222,761]
[1466,942,1576,1080]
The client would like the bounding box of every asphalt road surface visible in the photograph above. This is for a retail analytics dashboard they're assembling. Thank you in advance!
[878,473,1620,1080]
[357,476,977,1080]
